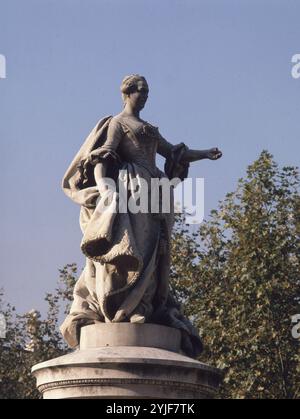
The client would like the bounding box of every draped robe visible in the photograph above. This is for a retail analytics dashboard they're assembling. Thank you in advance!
[60,115,202,358]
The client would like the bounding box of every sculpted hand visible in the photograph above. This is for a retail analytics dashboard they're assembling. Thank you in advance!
[97,180,110,196]
[207,147,222,160]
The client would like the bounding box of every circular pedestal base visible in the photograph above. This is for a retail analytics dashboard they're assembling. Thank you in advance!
[32,324,221,399]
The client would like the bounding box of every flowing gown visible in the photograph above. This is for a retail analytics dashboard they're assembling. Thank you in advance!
[60,115,202,358]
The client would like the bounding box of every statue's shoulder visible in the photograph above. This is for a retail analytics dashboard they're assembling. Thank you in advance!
[93,115,113,132]
[108,114,130,133]
[110,113,126,124]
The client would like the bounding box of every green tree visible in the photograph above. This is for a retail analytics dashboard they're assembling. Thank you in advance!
[171,151,300,399]
[0,264,77,399]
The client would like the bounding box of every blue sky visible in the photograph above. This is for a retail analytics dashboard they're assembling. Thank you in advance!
[0,0,299,314]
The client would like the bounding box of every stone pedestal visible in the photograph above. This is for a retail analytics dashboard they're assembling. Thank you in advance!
[32,323,221,399]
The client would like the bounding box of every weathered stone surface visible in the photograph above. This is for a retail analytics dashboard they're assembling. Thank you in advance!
[32,323,221,399]
[80,322,181,352]
[32,75,223,399]
[60,74,222,358]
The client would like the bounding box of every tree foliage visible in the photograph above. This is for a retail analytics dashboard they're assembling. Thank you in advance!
[0,265,77,399]
[171,151,300,399]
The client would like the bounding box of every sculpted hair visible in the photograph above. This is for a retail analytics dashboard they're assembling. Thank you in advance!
[120,74,148,104]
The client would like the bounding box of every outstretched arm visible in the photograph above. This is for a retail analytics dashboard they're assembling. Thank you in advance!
[157,132,222,162]
[181,147,222,163]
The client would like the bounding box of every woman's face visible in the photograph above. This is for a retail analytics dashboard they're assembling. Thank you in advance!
[127,80,149,110]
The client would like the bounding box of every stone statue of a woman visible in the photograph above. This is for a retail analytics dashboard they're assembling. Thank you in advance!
[61,75,222,358]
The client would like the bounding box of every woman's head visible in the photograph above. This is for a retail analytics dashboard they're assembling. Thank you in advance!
[120,74,149,110]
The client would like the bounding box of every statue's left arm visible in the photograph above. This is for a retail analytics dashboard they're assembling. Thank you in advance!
[157,132,222,164]
[181,147,222,162]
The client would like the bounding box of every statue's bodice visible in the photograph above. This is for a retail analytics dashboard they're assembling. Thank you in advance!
[115,116,161,176]
[97,114,184,181]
